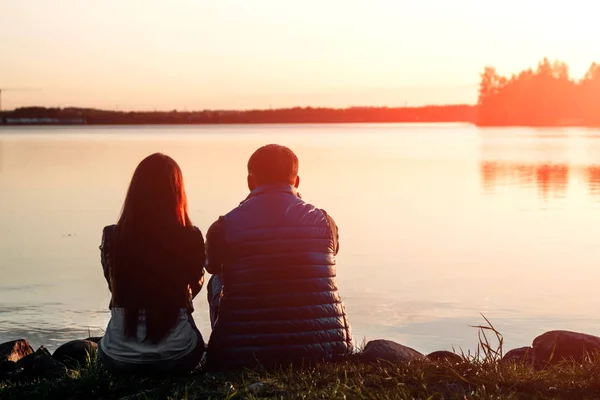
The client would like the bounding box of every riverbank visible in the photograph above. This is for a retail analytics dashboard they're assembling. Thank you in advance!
[5,355,600,400]
[3,319,600,399]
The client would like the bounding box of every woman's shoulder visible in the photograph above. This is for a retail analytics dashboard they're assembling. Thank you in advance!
[100,224,117,249]
[188,225,205,242]
[102,224,117,238]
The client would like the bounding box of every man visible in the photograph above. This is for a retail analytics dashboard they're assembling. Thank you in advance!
[205,144,352,369]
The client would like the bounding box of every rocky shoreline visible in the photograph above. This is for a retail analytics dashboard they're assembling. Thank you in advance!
[2,329,600,383]
[0,337,101,382]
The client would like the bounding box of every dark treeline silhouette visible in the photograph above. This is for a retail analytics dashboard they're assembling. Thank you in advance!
[0,105,476,125]
[477,58,600,126]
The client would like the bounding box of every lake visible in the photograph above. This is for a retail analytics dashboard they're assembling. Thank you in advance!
[1,123,600,355]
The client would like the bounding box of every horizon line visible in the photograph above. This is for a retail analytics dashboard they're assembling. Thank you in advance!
[1,103,476,113]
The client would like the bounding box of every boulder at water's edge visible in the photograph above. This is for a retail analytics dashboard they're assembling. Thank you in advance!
[501,346,533,365]
[0,339,34,381]
[427,350,463,364]
[85,336,103,344]
[15,346,67,380]
[53,339,98,369]
[361,339,425,364]
[532,330,600,368]
[0,339,33,363]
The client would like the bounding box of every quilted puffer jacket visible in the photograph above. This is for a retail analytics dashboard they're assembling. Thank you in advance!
[206,184,352,369]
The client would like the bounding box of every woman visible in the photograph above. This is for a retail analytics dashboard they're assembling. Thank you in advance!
[98,153,206,374]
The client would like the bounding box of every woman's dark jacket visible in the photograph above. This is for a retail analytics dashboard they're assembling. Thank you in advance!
[100,224,206,313]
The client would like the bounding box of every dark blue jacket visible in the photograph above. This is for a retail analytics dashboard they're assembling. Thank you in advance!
[205,184,352,369]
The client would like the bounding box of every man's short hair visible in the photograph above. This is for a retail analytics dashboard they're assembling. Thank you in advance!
[247,144,299,185]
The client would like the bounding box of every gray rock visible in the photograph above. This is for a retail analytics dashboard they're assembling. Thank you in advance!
[15,346,67,380]
[501,346,533,365]
[247,382,266,393]
[361,339,425,364]
[532,330,600,369]
[427,350,463,364]
[0,339,33,363]
[53,340,98,369]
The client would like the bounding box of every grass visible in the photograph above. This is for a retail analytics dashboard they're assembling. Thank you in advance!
[3,317,600,400]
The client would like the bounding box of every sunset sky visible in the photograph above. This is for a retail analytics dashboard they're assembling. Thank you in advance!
[1,0,598,110]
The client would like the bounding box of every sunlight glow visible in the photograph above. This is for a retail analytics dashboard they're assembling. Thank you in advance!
[1,0,599,110]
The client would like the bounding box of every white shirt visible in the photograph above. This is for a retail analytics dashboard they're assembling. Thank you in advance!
[99,307,198,364]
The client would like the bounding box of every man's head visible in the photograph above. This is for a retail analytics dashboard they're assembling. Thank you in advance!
[247,144,299,190]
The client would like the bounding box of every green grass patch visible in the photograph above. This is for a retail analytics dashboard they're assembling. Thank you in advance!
[5,357,600,400]
[3,317,600,399]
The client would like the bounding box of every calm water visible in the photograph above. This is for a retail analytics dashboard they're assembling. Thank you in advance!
[2,123,600,354]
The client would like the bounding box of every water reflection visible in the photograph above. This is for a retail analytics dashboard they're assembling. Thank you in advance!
[479,161,600,199]
[587,166,600,196]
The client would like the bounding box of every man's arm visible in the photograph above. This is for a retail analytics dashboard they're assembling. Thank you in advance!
[206,217,226,275]
[322,210,340,256]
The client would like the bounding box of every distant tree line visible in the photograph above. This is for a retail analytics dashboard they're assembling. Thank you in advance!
[477,58,600,126]
[4,58,599,128]
[0,105,476,125]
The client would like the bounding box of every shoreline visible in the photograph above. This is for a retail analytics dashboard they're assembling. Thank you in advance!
[2,121,600,128]
[3,325,600,399]
[3,104,600,127]
[0,121,475,127]
[0,105,477,126]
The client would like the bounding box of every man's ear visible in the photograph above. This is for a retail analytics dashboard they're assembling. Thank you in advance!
[294,175,300,188]
[247,174,256,191]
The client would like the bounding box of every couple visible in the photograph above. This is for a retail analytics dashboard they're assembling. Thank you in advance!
[97,144,353,373]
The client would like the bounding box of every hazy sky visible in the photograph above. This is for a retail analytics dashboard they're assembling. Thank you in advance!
[1,0,598,110]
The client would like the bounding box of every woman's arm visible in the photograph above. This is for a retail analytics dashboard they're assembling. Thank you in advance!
[99,225,116,292]
[188,227,206,299]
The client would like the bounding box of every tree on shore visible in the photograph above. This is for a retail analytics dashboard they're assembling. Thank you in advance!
[476,58,600,126]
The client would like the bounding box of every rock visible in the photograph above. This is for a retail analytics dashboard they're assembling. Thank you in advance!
[427,350,463,364]
[0,360,19,381]
[0,339,34,363]
[247,382,266,393]
[53,340,98,369]
[15,346,66,380]
[361,339,425,364]
[501,346,533,365]
[532,330,600,368]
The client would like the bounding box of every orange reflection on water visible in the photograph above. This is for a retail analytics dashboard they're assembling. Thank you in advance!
[586,166,600,196]
[480,161,570,198]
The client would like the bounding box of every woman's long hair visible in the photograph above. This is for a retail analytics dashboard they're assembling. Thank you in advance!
[111,153,194,343]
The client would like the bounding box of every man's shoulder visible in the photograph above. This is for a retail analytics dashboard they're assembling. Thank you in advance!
[317,208,336,224]
[299,200,337,226]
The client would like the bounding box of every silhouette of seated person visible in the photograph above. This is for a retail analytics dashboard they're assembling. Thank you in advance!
[98,153,206,374]
[205,144,353,369]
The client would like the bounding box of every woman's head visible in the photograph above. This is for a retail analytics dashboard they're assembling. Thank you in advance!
[118,153,191,231]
